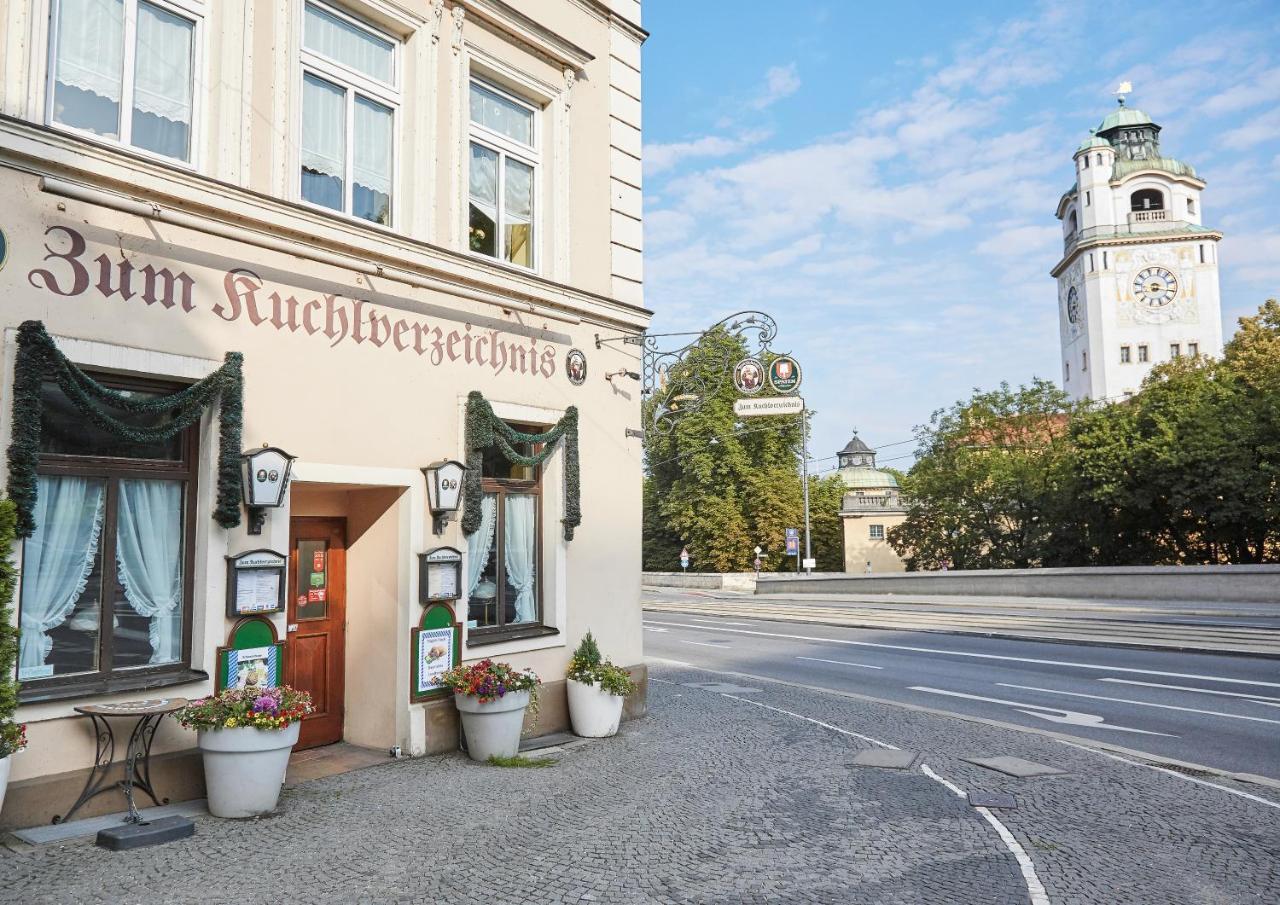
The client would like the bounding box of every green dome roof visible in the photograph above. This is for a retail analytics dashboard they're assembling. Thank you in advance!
[838,467,899,490]
[1077,134,1110,152]
[1098,105,1154,133]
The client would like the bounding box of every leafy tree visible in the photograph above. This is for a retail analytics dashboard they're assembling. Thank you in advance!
[807,474,848,572]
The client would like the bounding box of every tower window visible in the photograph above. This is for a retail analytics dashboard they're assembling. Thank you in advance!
[1102,250,1109,269]
[1170,343,1181,359]
[1131,188,1164,211]
[869,524,885,540]
[1083,156,1090,169]
[1085,190,1091,206]
[1199,244,1206,264]
[1138,344,1149,362]
[1088,253,1095,271]
[1065,361,1070,381]
[1188,342,1199,356]
[1187,198,1196,215]
[1120,345,1131,363]
[1096,153,1102,165]
[1082,350,1088,371]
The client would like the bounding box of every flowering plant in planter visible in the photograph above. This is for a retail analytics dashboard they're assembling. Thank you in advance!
[0,721,26,758]
[435,659,541,719]
[566,632,637,697]
[176,686,313,732]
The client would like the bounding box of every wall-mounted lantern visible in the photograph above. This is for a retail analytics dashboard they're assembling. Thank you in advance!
[240,445,296,535]
[422,459,467,535]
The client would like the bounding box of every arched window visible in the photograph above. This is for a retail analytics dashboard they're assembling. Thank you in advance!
[1068,211,1079,234]
[1131,188,1164,211]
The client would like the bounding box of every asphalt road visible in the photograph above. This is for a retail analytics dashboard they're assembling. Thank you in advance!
[643,605,1280,781]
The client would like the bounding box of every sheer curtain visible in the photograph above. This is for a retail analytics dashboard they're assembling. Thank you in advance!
[303,2,393,84]
[18,476,106,679]
[54,0,124,105]
[132,2,193,129]
[302,74,346,185]
[469,143,498,222]
[115,479,184,665]
[504,495,537,623]
[470,84,532,145]
[466,495,497,598]
[353,96,393,223]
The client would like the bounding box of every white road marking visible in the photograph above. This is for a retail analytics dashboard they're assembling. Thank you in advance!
[690,618,757,626]
[643,626,669,633]
[717,694,897,749]
[796,656,884,670]
[998,683,1280,725]
[1099,678,1280,703]
[919,764,1051,905]
[1249,700,1280,709]
[679,640,728,648]
[910,686,1173,736]
[1056,740,1280,811]
[643,619,1280,688]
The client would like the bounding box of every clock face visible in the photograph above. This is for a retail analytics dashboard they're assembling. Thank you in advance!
[1133,266,1178,308]
[1066,286,1080,324]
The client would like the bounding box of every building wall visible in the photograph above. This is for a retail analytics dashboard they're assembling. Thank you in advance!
[841,512,907,573]
[0,0,648,827]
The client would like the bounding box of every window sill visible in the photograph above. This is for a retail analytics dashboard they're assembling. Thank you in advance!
[18,668,209,706]
[467,625,559,648]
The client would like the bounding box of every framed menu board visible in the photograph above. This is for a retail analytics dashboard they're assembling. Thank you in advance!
[226,549,288,617]
[418,546,463,603]
[410,603,461,702]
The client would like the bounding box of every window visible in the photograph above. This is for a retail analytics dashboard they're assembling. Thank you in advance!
[1120,345,1131,363]
[1082,156,1089,169]
[1096,153,1103,165]
[1131,188,1164,211]
[1138,344,1149,363]
[1085,190,1091,206]
[1088,253,1095,272]
[17,373,198,698]
[48,0,199,162]
[1188,342,1199,356]
[1199,244,1206,264]
[464,422,544,638]
[300,1,398,225]
[1065,361,1070,381]
[868,524,885,540]
[1081,350,1088,371]
[1170,343,1181,358]
[1187,198,1196,215]
[1102,250,1109,269]
[468,80,539,269]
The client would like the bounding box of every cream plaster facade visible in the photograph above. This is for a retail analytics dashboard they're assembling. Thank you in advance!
[0,0,647,828]
[1052,98,1223,402]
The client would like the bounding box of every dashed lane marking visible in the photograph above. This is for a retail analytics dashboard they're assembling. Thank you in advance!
[1098,678,1280,703]
[796,656,883,670]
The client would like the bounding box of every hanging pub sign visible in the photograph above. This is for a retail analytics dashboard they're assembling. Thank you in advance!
[216,617,284,693]
[225,549,288,617]
[418,546,463,603]
[768,356,802,394]
[410,603,462,702]
[733,357,765,395]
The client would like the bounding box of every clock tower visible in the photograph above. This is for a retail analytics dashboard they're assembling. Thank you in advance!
[1051,89,1223,402]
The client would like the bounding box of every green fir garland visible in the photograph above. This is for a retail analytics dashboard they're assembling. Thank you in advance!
[0,500,18,732]
[462,391,581,541]
[6,320,245,538]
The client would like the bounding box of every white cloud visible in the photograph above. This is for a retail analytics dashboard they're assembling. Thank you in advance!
[752,64,801,110]
[1220,106,1280,150]
[1202,67,1280,116]
[644,131,768,176]
[976,224,1060,258]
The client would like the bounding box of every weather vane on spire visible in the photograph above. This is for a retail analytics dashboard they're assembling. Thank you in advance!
[1115,81,1133,106]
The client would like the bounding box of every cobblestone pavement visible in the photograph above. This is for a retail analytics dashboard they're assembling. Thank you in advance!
[2,664,1278,904]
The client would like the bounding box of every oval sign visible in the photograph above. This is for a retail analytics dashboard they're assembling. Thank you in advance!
[768,356,802,394]
[733,357,765,395]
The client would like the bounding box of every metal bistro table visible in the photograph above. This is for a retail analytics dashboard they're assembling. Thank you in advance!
[56,697,188,826]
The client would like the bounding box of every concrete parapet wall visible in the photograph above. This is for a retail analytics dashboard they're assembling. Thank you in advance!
[755,565,1280,603]
[643,572,844,592]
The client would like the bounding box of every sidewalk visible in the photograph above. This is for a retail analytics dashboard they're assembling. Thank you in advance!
[2,665,1275,904]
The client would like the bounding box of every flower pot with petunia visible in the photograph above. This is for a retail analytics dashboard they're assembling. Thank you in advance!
[435,659,540,762]
[565,632,637,739]
[176,686,313,818]
[0,721,27,815]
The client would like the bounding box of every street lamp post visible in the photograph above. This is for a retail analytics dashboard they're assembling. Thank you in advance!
[801,408,813,574]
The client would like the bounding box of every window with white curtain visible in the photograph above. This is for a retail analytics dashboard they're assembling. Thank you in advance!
[17,373,197,700]
[464,421,544,639]
[47,0,199,162]
[468,80,539,269]
[300,1,398,226]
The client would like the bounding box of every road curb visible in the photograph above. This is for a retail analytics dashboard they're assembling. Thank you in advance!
[644,656,1280,794]
[643,605,1280,660]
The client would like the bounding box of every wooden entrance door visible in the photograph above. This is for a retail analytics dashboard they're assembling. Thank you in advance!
[287,517,346,750]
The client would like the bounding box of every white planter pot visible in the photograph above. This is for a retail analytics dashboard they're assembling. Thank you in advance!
[454,690,530,762]
[567,678,625,738]
[197,722,300,818]
[0,754,11,816]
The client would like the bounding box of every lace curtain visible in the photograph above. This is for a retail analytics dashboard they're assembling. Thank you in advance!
[466,494,497,598]
[302,74,345,181]
[504,495,537,623]
[115,479,184,665]
[469,143,498,221]
[133,1,193,124]
[353,96,392,197]
[54,0,124,104]
[470,83,532,145]
[18,476,105,679]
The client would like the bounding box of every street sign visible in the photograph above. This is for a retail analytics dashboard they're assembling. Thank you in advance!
[753,557,763,572]
[785,536,799,555]
[679,547,689,571]
[802,557,817,569]
[785,527,798,539]
[733,396,805,417]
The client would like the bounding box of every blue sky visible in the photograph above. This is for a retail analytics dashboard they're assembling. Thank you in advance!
[640,0,1280,473]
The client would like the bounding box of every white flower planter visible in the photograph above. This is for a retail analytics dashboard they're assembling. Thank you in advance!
[197,722,300,818]
[0,754,12,816]
[454,690,530,762]
[567,678,625,738]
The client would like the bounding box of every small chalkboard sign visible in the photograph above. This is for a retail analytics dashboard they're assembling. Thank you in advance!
[418,546,463,603]
[226,548,288,618]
